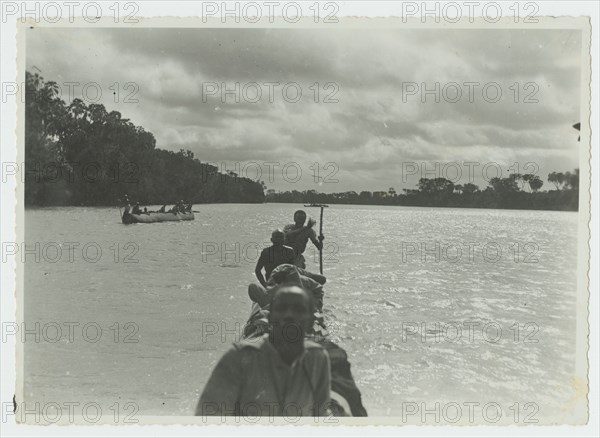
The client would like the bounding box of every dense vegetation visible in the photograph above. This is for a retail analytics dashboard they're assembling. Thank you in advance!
[24,71,265,206]
[266,170,580,211]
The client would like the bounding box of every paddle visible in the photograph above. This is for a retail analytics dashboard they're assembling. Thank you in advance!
[303,203,328,274]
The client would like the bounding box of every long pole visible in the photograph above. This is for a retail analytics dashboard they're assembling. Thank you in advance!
[303,203,328,274]
[319,206,324,275]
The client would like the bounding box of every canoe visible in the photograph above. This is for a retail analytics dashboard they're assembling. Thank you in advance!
[121,211,195,224]
[243,265,368,417]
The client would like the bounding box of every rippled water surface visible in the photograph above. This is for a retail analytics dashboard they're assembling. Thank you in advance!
[24,204,580,420]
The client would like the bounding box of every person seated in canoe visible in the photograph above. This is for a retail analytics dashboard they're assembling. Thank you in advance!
[245,264,327,348]
[175,200,185,214]
[254,230,295,289]
[119,194,131,207]
[132,202,142,215]
[269,263,326,288]
[242,269,369,418]
[196,284,332,418]
[143,207,149,214]
[158,205,166,213]
[283,210,323,269]
[248,263,325,310]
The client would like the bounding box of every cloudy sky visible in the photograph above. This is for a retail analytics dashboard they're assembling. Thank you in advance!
[26,26,583,192]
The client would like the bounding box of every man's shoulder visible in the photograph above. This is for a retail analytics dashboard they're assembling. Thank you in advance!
[303,341,329,364]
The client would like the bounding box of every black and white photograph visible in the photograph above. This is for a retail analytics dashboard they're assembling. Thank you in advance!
[0,1,597,433]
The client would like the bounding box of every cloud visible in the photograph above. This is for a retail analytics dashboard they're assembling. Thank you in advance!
[25,26,583,193]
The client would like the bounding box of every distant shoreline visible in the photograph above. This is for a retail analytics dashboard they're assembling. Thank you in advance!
[24,70,579,214]
[24,200,578,213]
[266,201,578,212]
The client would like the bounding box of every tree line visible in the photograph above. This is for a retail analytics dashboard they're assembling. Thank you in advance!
[24,71,265,206]
[266,170,580,211]
[25,70,580,211]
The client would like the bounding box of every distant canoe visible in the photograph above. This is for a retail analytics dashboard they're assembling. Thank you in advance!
[122,211,195,224]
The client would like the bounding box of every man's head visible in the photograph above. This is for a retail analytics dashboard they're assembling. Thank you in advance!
[271,229,285,245]
[268,284,314,342]
[293,210,307,226]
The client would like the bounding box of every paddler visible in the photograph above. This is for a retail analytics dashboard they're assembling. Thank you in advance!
[196,284,332,417]
[254,230,296,288]
[283,210,323,269]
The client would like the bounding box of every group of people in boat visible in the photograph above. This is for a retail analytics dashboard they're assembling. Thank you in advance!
[248,209,324,307]
[124,196,193,216]
[195,209,367,418]
[254,209,323,286]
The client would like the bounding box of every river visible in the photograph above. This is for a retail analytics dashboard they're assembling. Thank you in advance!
[23,203,579,422]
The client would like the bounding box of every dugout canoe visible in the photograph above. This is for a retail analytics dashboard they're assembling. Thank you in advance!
[242,265,368,417]
[121,209,195,224]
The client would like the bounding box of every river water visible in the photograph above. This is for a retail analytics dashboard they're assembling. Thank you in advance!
[23,204,580,422]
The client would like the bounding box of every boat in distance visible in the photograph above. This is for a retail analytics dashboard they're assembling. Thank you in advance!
[121,205,195,224]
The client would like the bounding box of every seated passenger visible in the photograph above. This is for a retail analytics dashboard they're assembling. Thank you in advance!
[248,264,325,311]
[196,285,331,417]
[254,230,296,288]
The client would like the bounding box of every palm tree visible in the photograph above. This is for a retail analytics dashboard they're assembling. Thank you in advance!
[548,172,565,190]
